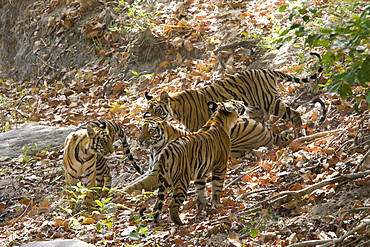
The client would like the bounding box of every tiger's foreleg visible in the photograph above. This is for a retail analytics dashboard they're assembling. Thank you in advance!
[95,156,111,198]
[63,146,79,208]
[65,171,78,208]
[84,159,97,207]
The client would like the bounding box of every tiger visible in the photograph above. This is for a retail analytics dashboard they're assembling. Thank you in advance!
[144,53,323,137]
[123,116,290,193]
[123,117,191,194]
[149,100,245,225]
[63,119,140,207]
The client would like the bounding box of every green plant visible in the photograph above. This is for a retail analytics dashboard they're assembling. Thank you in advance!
[128,214,149,242]
[243,208,283,238]
[269,1,370,106]
[20,143,39,163]
[61,183,118,233]
[110,0,159,35]
[63,182,92,208]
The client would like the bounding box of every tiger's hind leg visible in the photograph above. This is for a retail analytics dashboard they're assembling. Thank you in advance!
[194,177,207,211]
[169,179,189,225]
[210,160,227,213]
[245,106,265,123]
[268,98,302,137]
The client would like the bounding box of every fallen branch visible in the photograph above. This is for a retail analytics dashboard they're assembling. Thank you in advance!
[234,170,370,217]
[336,207,370,237]
[286,220,370,247]
[287,239,332,247]
[225,166,260,189]
[353,148,370,173]
[319,220,370,247]
[296,129,344,143]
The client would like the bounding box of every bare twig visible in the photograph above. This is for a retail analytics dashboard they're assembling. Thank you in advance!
[236,188,277,201]
[286,220,370,247]
[236,171,370,217]
[319,220,370,247]
[35,55,60,71]
[287,239,332,247]
[353,148,370,173]
[336,207,370,237]
[354,115,370,146]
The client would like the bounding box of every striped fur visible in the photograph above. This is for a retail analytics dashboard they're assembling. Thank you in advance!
[152,100,245,225]
[145,63,322,137]
[63,119,139,207]
[123,116,289,193]
[123,117,190,193]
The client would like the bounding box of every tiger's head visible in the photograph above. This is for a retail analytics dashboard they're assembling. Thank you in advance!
[144,92,173,120]
[86,121,114,157]
[138,117,168,149]
[207,100,245,128]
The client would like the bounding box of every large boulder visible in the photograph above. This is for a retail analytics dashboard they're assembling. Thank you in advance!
[22,239,94,247]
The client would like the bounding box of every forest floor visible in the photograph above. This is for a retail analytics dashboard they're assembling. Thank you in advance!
[0,0,369,246]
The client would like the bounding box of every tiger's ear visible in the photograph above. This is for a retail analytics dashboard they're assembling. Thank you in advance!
[98,121,107,129]
[160,91,170,103]
[145,92,153,100]
[207,101,218,112]
[87,124,96,138]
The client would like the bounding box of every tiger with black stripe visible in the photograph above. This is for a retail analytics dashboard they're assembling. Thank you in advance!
[149,100,245,225]
[144,53,323,137]
[123,117,190,194]
[63,119,140,207]
[123,116,290,193]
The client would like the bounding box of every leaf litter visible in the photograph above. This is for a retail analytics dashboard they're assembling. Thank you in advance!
[1,0,370,246]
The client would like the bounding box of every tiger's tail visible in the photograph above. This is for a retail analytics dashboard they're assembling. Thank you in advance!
[118,132,142,174]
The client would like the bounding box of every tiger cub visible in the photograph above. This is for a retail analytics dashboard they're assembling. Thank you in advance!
[63,119,139,207]
[123,117,190,194]
[123,116,289,193]
[144,54,323,137]
[152,100,245,225]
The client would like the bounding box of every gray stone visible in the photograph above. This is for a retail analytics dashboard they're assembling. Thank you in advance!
[0,122,74,160]
[22,239,94,247]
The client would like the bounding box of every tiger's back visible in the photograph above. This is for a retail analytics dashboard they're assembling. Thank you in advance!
[145,59,323,136]
[153,100,245,225]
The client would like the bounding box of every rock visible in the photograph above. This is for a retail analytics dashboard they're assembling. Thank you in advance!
[0,122,74,160]
[22,239,94,247]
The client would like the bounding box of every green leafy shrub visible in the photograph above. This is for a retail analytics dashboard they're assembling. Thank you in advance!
[270,1,370,106]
